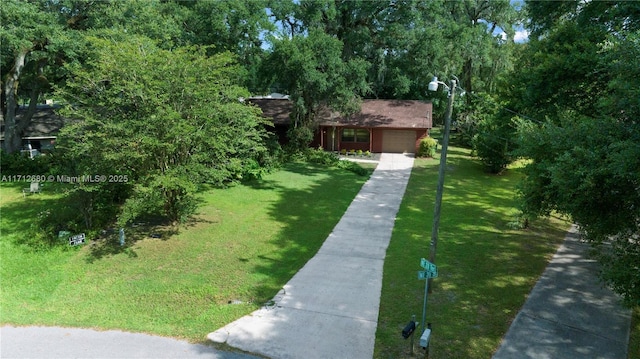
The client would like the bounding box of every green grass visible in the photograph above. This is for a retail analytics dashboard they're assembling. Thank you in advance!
[3,153,638,357]
[0,162,372,341]
[374,146,572,359]
[631,307,640,359]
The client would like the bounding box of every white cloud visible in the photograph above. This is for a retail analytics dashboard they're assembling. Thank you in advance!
[514,29,530,43]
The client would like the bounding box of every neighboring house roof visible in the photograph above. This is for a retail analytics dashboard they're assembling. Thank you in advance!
[250,98,292,125]
[0,105,64,140]
[250,98,432,129]
[251,93,290,99]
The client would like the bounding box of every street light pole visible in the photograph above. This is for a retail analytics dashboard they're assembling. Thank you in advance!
[428,78,456,291]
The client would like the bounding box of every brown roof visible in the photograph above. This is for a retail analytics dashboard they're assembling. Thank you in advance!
[249,98,292,125]
[0,106,65,140]
[251,98,432,129]
[326,100,432,129]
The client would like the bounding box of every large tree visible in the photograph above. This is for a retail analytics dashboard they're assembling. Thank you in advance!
[453,0,517,98]
[55,33,270,225]
[512,0,640,305]
[169,0,273,91]
[1,0,194,154]
[282,0,448,100]
[262,28,369,149]
[268,0,520,136]
[1,0,63,153]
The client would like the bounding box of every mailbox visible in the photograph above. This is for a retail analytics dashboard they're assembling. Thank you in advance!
[420,328,432,348]
[402,321,416,339]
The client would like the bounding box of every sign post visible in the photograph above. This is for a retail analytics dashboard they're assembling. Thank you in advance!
[418,258,438,344]
[69,233,86,246]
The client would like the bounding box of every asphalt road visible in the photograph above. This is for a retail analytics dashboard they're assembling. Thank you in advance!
[0,325,261,359]
[492,226,632,359]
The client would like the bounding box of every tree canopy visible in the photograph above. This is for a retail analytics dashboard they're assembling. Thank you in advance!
[262,28,369,149]
[510,0,640,305]
[1,0,64,153]
[55,34,269,224]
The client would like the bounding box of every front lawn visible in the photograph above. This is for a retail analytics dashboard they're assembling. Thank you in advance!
[3,151,636,358]
[374,146,572,358]
[0,162,373,341]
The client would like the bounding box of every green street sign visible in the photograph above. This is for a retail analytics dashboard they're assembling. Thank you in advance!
[420,258,437,272]
[418,269,438,280]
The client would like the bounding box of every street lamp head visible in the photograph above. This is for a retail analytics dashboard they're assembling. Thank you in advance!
[428,77,439,92]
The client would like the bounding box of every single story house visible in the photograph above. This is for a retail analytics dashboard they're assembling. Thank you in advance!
[0,105,63,152]
[3,99,433,155]
[251,98,433,153]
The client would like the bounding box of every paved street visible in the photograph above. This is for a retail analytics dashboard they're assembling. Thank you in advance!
[0,326,260,359]
[492,226,632,359]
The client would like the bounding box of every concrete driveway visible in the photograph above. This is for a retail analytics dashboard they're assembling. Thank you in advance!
[208,153,415,359]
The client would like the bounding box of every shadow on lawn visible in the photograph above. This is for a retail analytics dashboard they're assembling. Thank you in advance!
[0,181,204,261]
[0,183,73,250]
[79,222,181,262]
[376,150,570,359]
[440,146,472,158]
[84,194,212,263]
[241,161,371,303]
[83,214,201,263]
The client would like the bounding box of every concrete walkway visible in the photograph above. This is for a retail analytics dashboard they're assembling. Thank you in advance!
[493,225,632,359]
[208,153,415,359]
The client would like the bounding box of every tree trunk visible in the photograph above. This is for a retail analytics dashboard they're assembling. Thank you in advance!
[3,49,29,153]
[463,58,473,106]
[22,59,48,126]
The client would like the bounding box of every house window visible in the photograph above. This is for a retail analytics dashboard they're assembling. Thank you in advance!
[341,128,369,142]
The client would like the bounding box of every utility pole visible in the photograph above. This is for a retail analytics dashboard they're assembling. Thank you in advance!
[428,78,456,291]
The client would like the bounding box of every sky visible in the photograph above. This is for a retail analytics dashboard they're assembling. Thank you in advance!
[514,29,530,43]
[494,24,530,44]
[511,0,529,43]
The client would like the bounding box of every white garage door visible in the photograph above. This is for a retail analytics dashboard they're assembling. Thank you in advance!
[382,130,416,153]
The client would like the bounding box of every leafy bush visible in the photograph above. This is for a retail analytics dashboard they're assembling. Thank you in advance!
[336,159,369,176]
[0,150,53,175]
[453,93,500,147]
[27,209,77,250]
[473,116,517,174]
[296,148,369,176]
[117,174,197,226]
[301,147,339,165]
[255,133,284,174]
[418,137,438,157]
[26,193,104,250]
[286,126,314,151]
[52,35,271,228]
[242,158,267,181]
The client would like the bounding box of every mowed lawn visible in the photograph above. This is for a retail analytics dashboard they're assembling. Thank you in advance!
[3,150,634,358]
[374,146,572,359]
[0,162,373,342]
